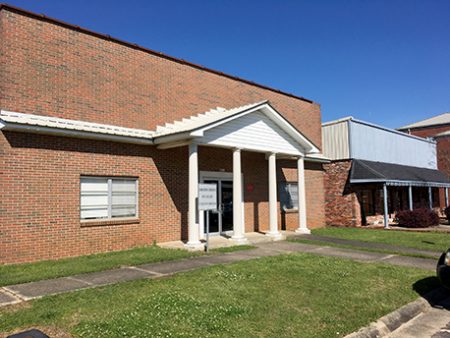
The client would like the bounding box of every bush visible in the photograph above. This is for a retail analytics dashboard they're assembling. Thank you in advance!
[395,208,440,228]
[445,206,450,222]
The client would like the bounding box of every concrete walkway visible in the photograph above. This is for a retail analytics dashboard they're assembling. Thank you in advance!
[386,295,450,338]
[0,240,438,308]
[289,233,443,259]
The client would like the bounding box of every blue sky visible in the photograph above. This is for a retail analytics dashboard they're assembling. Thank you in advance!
[4,0,450,128]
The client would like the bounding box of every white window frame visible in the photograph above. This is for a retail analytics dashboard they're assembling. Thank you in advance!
[80,176,139,220]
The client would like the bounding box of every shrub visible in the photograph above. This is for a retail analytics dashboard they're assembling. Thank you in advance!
[445,206,450,222]
[395,208,440,228]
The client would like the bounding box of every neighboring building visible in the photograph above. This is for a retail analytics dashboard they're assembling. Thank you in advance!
[322,117,450,227]
[0,4,327,264]
[398,113,450,209]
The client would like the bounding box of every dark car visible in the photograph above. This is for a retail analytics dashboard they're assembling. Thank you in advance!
[437,249,450,289]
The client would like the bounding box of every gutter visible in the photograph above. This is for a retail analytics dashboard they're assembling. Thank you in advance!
[350,178,450,188]
[1,121,154,145]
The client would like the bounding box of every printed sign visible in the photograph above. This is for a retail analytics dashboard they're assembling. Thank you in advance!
[198,183,217,211]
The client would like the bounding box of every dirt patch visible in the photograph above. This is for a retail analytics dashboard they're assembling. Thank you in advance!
[0,301,31,313]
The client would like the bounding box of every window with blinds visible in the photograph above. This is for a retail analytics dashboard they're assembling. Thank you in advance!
[80,177,138,220]
[279,182,298,211]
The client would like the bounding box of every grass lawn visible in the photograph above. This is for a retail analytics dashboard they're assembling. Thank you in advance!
[211,245,256,253]
[288,238,437,259]
[312,227,449,253]
[0,246,201,287]
[0,253,438,338]
[0,245,257,287]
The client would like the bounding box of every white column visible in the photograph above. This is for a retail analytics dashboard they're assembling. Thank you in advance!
[231,148,247,243]
[446,188,449,208]
[428,186,433,209]
[267,152,282,239]
[408,185,413,211]
[295,156,310,234]
[383,183,389,229]
[186,143,202,249]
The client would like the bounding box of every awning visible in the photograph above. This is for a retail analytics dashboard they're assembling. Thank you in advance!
[349,159,450,188]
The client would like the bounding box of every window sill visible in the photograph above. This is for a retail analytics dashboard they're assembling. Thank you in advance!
[80,218,140,227]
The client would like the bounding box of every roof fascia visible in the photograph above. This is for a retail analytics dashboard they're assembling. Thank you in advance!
[350,178,450,188]
[350,118,436,144]
[1,121,154,145]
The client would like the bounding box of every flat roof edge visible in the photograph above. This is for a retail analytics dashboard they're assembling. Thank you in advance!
[323,116,436,144]
[0,3,315,105]
[321,116,354,127]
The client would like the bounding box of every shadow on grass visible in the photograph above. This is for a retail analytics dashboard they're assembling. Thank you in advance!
[413,276,450,310]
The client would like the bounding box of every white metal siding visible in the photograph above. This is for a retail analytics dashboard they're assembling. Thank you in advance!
[321,121,349,160]
[350,121,437,169]
[199,112,303,155]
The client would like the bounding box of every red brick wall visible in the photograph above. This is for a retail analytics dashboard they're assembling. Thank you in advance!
[0,9,322,148]
[323,160,361,227]
[0,132,187,264]
[405,125,450,209]
[277,161,325,230]
[437,136,450,178]
[437,136,450,209]
[0,8,326,264]
[405,125,450,139]
[323,159,446,226]
[0,135,325,264]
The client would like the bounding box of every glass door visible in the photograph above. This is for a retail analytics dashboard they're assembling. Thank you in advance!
[220,181,233,232]
[203,179,233,234]
[204,180,220,234]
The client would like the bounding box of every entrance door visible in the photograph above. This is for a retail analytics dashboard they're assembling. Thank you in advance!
[221,181,233,232]
[204,179,233,234]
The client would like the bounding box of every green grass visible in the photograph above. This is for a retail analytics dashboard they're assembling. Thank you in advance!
[312,227,449,253]
[0,253,437,338]
[0,244,259,287]
[210,245,256,253]
[288,238,438,259]
[0,245,200,287]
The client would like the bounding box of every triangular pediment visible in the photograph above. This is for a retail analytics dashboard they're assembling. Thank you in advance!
[153,101,319,156]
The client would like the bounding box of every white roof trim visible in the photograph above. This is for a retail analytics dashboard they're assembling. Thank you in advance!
[1,102,320,154]
[153,101,265,137]
[153,101,320,154]
[0,110,154,144]
[436,130,450,138]
[322,116,354,127]
[305,154,331,163]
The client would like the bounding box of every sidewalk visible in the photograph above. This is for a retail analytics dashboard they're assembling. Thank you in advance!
[386,295,450,338]
[289,233,443,258]
[0,240,438,308]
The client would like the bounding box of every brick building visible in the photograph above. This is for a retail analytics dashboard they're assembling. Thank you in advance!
[322,117,450,227]
[398,113,450,209]
[0,4,327,264]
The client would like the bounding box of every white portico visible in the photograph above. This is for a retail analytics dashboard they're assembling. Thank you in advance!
[152,101,320,248]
